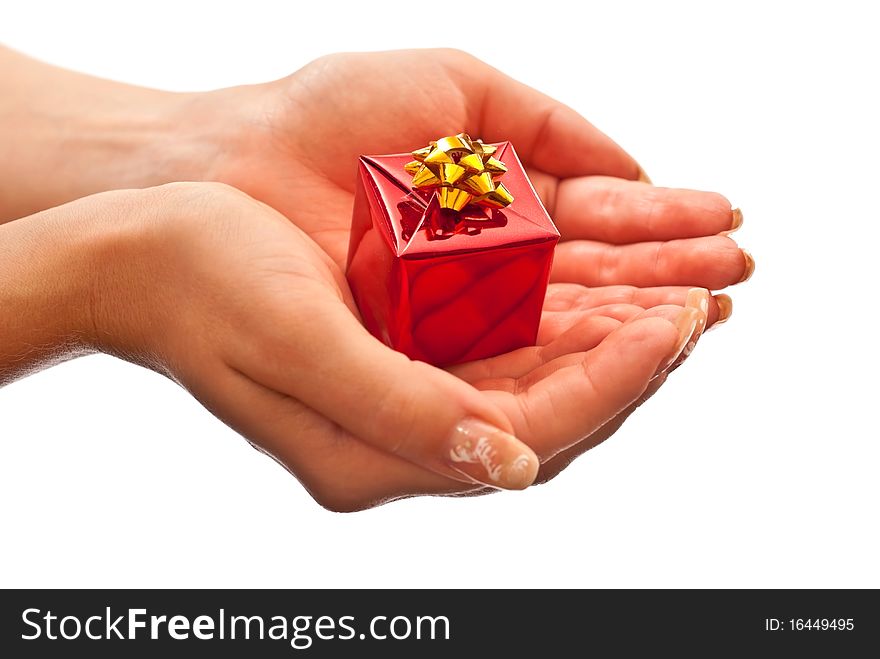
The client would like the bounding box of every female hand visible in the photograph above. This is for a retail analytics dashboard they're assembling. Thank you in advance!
[1,48,753,291]
[185,50,753,287]
[1,183,711,510]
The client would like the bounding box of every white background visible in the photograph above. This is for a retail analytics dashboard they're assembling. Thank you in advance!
[1,1,877,588]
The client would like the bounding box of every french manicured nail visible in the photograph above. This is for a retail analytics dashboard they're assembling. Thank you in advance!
[636,164,653,184]
[708,294,733,331]
[653,288,710,376]
[655,306,701,376]
[738,249,755,283]
[445,418,539,490]
[723,208,743,235]
[672,288,710,368]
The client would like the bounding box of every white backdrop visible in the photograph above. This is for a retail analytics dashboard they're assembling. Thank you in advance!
[1,1,877,588]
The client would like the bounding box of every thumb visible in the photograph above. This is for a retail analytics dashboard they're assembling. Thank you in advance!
[236,297,540,490]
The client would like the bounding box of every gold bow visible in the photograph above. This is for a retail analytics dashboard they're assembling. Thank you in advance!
[404,133,514,212]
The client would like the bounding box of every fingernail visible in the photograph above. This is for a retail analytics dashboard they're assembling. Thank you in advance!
[722,208,743,236]
[686,286,710,318]
[636,164,653,184]
[445,418,539,490]
[655,306,700,376]
[671,288,710,368]
[708,294,733,331]
[654,288,709,375]
[738,249,755,283]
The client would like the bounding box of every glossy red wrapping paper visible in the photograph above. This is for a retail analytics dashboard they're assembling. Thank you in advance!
[346,142,559,366]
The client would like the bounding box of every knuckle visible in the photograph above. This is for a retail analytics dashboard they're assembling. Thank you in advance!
[300,443,387,514]
[148,181,248,215]
[435,48,487,76]
[308,473,388,513]
[297,52,350,79]
[371,364,427,457]
[312,490,373,514]
[437,47,477,64]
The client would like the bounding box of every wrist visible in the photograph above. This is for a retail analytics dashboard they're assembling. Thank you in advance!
[44,84,273,210]
[0,187,179,384]
[0,199,109,383]
[81,183,243,371]
[0,47,258,221]
[38,89,221,211]
[72,186,193,365]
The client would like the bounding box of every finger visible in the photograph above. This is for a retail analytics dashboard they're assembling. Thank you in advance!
[486,304,705,460]
[517,302,701,392]
[449,314,623,386]
[457,293,703,397]
[229,294,540,490]
[541,296,646,322]
[553,176,740,243]
[191,365,468,512]
[544,283,726,327]
[551,236,752,289]
[537,302,643,344]
[536,289,712,481]
[449,53,641,179]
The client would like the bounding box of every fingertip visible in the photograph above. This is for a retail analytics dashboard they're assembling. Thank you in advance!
[696,236,751,290]
[689,190,737,237]
[708,294,733,330]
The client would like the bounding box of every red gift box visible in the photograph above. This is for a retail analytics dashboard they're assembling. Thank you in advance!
[346,138,559,366]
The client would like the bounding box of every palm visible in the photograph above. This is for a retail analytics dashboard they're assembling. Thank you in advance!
[220,54,475,266]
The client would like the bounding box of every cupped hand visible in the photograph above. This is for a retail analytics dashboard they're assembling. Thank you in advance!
[64,183,710,511]
[161,50,752,494]
[188,49,752,287]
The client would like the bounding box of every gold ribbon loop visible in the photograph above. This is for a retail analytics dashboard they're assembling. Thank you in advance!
[405,133,514,211]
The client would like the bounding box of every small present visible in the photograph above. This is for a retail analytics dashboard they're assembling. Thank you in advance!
[346,133,559,366]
